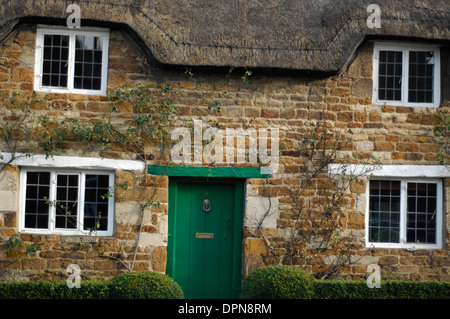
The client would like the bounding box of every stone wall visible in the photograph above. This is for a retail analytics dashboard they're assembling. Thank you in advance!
[0,23,449,282]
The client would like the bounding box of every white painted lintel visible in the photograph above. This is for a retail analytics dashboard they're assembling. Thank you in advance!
[328,164,450,178]
[1,152,145,172]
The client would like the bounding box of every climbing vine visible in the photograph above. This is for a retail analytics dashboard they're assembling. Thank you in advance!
[0,83,179,274]
[433,111,450,165]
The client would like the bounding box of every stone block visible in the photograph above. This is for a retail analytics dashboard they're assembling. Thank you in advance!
[243,238,269,256]
[0,191,17,211]
[139,233,167,247]
[261,108,279,118]
[0,73,9,82]
[11,68,33,82]
[244,196,279,229]
[152,246,167,272]
[351,78,372,98]
[115,201,141,225]
[330,87,351,97]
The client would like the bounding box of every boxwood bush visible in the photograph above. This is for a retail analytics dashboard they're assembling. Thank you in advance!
[108,271,183,299]
[0,280,109,299]
[241,265,316,299]
[0,271,183,299]
[313,279,450,299]
[241,265,450,299]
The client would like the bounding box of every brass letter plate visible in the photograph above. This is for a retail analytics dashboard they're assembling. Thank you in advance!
[196,233,214,239]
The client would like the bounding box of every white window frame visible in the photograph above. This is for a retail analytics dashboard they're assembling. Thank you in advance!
[19,167,115,236]
[372,42,441,108]
[365,177,443,250]
[34,26,109,95]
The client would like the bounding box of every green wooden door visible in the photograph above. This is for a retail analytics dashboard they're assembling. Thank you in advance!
[167,178,244,299]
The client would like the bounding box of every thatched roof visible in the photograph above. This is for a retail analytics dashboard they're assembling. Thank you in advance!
[1,0,449,72]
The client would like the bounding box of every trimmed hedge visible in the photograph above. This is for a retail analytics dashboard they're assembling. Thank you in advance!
[241,265,316,299]
[0,280,109,299]
[1,267,448,299]
[0,271,183,299]
[241,265,450,299]
[313,280,450,299]
[108,271,183,299]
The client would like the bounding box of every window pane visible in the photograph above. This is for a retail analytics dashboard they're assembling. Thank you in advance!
[42,34,69,88]
[94,51,102,63]
[406,182,437,244]
[83,174,110,231]
[55,174,79,229]
[378,50,402,101]
[74,35,103,90]
[93,64,102,77]
[408,51,434,103]
[24,172,50,229]
[368,180,401,243]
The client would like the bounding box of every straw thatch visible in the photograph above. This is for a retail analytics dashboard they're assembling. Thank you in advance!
[1,0,449,72]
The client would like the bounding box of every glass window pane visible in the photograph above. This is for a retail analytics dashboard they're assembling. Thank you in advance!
[69,175,78,186]
[93,78,102,90]
[43,60,51,73]
[406,182,437,244]
[94,51,102,63]
[25,200,37,214]
[390,229,400,243]
[427,230,436,243]
[85,203,97,216]
[37,215,48,228]
[427,184,436,196]
[74,35,104,90]
[24,172,50,229]
[407,229,415,242]
[368,180,400,243]
[416,229,426,243]
[85,189,97,202]
[26,186,38,199]
[408,213,415,228]
[417,198,427,212]
[417,214,426,228]
[379,228,390,242]
[407,196,416,213]
[27,172,39,184]
[408,51,434,103]
[378,50,403,101]
[55,174,79,229]
[74,77,82,89]
[41,34,69,88]
[83,174,110,232]
[25,215,36,228]
[93,64,102,77]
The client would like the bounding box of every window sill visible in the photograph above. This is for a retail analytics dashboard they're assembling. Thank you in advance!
[19,229,114,237]
[34,87,107,96]
[372,99,440,108]
[366,242,443,250]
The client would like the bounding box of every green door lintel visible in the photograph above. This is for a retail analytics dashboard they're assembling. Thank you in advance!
[148,165,270,178]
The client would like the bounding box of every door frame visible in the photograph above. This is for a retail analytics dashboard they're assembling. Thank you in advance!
[148,165,270,298]
[167,177,245,299]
